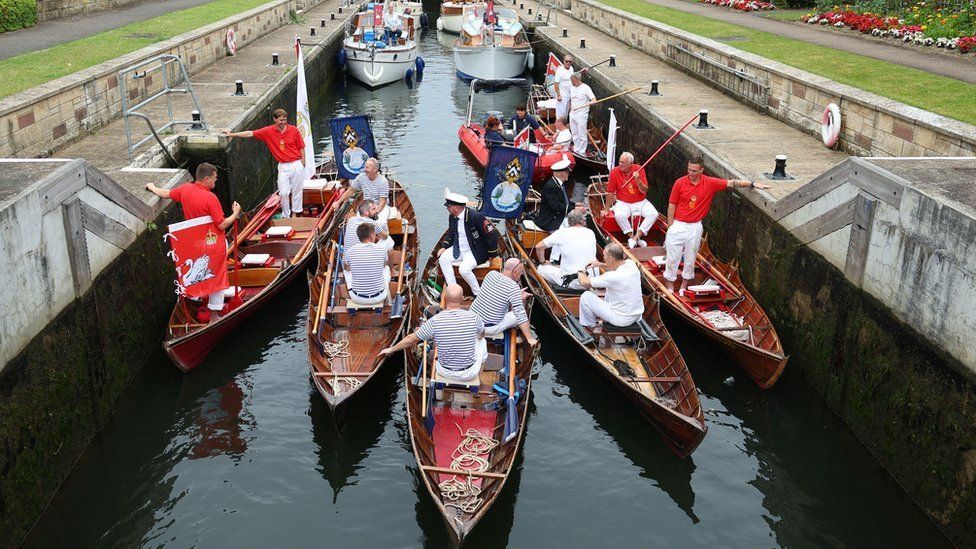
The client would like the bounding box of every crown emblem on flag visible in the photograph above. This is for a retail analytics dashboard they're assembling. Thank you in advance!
[205,229,218,246]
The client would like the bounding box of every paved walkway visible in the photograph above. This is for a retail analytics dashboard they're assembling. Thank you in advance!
[638,0,976,84]
[0,0,216,60]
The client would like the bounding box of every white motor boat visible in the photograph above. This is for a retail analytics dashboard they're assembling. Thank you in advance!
[343,7,419,88]
[452,6,532,80]
[392,0,426,30]
[437,0,485,33]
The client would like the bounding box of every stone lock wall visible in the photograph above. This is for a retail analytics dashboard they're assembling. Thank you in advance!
[36,0,143,22]
[570,0,976,158]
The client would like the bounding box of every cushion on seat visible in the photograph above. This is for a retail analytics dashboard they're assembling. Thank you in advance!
[222,286,242,298]
[523,219,542,231]
[241,253,272,266]
[265,226,294,237]
[688,284,722,293]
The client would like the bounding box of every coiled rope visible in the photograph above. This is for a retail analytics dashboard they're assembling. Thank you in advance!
[700,310,751,343]
[438,426,499,514]
[320,339,361,396]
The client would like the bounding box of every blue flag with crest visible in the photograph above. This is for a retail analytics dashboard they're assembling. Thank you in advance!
[480,145,537,219]
[329,115,376,180]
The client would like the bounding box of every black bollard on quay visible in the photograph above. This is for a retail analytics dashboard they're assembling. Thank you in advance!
[520,3,524,8]
[234,80,245,96]
[695,109,713,129]
[321,19,326,27]
[190,110,203,130]
[647,80,660,96]
[528,8,532,15]
[562,28,568,37]
[331,12,336,20]
[609,55,616,67]
[310,27,316,36]
[764,154,794,180]
[579,38,586,48]
[271,52,280,66]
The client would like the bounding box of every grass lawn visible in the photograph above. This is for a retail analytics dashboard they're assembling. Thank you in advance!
[0,0,274,99]
[600,0,976,125]
[760,8,808,22]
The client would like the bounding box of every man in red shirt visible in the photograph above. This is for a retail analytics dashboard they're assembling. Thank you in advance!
[146,163,242,321]
[664,156,769,293]
[222,108,307,217]
[602,151,658,249]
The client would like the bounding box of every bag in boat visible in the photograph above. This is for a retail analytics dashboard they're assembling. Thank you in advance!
[164,215,229,299]
[481,144,537,219]
[329,114,377,180]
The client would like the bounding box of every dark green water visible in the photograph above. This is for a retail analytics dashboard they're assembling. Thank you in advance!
[23,22,949,548]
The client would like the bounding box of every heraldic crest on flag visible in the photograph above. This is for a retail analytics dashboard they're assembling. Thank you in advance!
[481,145,537,219]
[330,115,376,179]
[164,215,229,299]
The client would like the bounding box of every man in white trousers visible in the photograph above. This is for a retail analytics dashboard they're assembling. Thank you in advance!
[568,73,596,156]
[576,243,644,328]
[535,209,596,290]
[664,156,770,293]
[603,152,658,248]
[552,55,574,119]
[223,108,306,217]
[436,189,500,296]
[471,258,539,361]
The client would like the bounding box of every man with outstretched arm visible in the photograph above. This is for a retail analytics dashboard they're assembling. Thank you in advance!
[664,156,770,294]
[222,108,306,217]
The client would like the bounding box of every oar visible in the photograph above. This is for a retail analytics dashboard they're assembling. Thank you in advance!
[314,242,338,352]
[420,342,429,414]
[390,221,410,319]
[571,87,642,112]
[577,57,613,75]
[424,346,438,434]
[503,329,519,443]
[621,112,700,187]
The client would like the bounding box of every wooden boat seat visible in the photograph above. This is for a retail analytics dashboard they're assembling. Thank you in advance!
[590,319,660,341]
[270,217,318,231]
[229,267,279,287]
[345,299,386,311]
[433,368,481,392]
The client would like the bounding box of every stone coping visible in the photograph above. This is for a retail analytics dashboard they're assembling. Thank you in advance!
[574,0,976,145]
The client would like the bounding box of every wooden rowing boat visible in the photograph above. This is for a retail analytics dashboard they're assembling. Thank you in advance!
[505,220,706,457]
[587,176,788,388]
[405,230,538,544]
[528,84,610,173]
[306,179,419,411]
[163,177,347,372]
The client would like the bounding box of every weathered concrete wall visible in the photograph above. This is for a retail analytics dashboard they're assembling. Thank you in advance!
[569,0,976,158]
[36,0,143,21]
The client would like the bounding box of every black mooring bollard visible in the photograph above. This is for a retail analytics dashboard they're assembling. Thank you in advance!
[235,80,245,96]
[647,80,660,96]
[696,109,712,128]
[271,52,280,66]
[609,55,616,67]
[321,19,326,27]
[765,154,793,180]
[310,27,316,36]
[331,12,336,20]
[528,7,532,14]
[562,28,568,37]
[580,38,586,48]
[190,110,203,130]
[338,6,343,13]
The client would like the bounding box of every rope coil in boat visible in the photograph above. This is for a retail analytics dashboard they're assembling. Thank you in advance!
[700,310,751,343]
[320,339,360,396]
[438,426,500,515]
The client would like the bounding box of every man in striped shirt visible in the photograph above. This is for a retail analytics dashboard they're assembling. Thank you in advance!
[472,259,538,362]
[333,157,391,222]
[344,200,393,252]
[343,222,391,306]
[379,285,487,381]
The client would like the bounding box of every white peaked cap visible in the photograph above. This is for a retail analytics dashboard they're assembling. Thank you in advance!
[444,187,469,205]
[551,155,572,171]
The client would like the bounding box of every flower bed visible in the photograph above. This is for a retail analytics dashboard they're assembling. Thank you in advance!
[700,0,776,13]
[799,4,976,54]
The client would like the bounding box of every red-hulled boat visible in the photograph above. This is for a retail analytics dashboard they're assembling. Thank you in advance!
[163,179,346,372]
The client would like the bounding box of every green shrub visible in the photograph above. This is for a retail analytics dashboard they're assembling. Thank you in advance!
[777,0,816,8]
[0,0,37,32]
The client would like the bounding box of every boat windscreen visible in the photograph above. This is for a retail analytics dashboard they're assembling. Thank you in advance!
[472,78,531,93]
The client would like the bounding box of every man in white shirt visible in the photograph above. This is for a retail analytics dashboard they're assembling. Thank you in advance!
[552,55,574,119]
[343,222,392,306]
[535,209,596,289]
[568,72,596,156]
[333,158,391,221]
[345,200,394,252]
[576,243,644,327]
[547,116,573,153]
[383,3,403,44]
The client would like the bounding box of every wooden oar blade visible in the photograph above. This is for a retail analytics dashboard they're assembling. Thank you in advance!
[389,293,405,319]
[504,395,518,443]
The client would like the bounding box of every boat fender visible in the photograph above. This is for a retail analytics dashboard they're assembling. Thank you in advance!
[821,103,841,149]
[415,56,425,73]
[337,48,347,67]
[420,12,429,28]
[526,50,534,70]
[405,68,414,82]
[225,28,238,56]
[436,17,444,31]
[373,41,387,49]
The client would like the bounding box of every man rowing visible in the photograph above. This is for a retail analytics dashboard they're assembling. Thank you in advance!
[379,284,487,381]
[333,157,392,221]
[471,258,539,354]
[576,243,644,328]
[343,222,392,306]
[664,156,770,294]
[222,109,306,218]
[604,151,657,249]
[568,72,596,156]
[345,200,393,252]
[438,189,499,296]
[145,163,242,323]
[535,210,596,290]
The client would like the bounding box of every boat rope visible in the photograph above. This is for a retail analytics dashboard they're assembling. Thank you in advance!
[700,310,751,343]
[439,477,483,514]
[438,426,499,515]
[328,376,362,396]
[320,339,360,396]
[654,396,678,409]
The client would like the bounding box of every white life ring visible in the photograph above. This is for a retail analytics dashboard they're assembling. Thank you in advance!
[821,103,841,148]
[226,28,238,56]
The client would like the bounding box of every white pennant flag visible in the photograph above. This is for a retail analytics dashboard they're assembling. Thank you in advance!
[606,108,618,173]
[295,36,316,181]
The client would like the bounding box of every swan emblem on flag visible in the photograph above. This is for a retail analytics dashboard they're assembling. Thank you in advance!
[490,156,525,213]
[182,255,215,286]
[341,124,369,175]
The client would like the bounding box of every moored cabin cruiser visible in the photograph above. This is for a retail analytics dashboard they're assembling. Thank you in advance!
[343,4,418,88]
[452,5,532,80]
[437,0,485,33]
[391,0,426,30]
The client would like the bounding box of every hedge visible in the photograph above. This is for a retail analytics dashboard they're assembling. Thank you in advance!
[0,0,37,32]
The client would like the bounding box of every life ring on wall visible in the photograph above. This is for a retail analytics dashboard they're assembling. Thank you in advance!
[821,103,841,148]
[226,28,238,56]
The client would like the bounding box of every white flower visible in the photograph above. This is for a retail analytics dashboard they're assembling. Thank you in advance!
[923,37,933,46]
[834,21,844,27]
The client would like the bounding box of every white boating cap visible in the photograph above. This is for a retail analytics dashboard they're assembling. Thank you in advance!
[444,187,468,206]
[552,155,572,172]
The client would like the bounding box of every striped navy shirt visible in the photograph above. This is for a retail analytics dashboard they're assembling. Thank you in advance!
[416,309,485,370]
[344,242,388,297]
[471,271,528,326]
[344,215,387,244]
[350,173,390,204]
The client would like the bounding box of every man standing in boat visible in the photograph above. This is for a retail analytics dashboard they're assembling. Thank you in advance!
[145,163,242,323]
[568,72,596,156]
[222,109,306,218]
[576,243,644,328]
[332,158,392,222]
[664,156,769,294]
[603,151,658,249]
[438,189,499,296]
[552,55,574,120]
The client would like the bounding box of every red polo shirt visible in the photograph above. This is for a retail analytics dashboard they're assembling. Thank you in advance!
[170,182,226,237]
[607,165,648,203]
[669,174,728,223]
[252,124,305,164]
